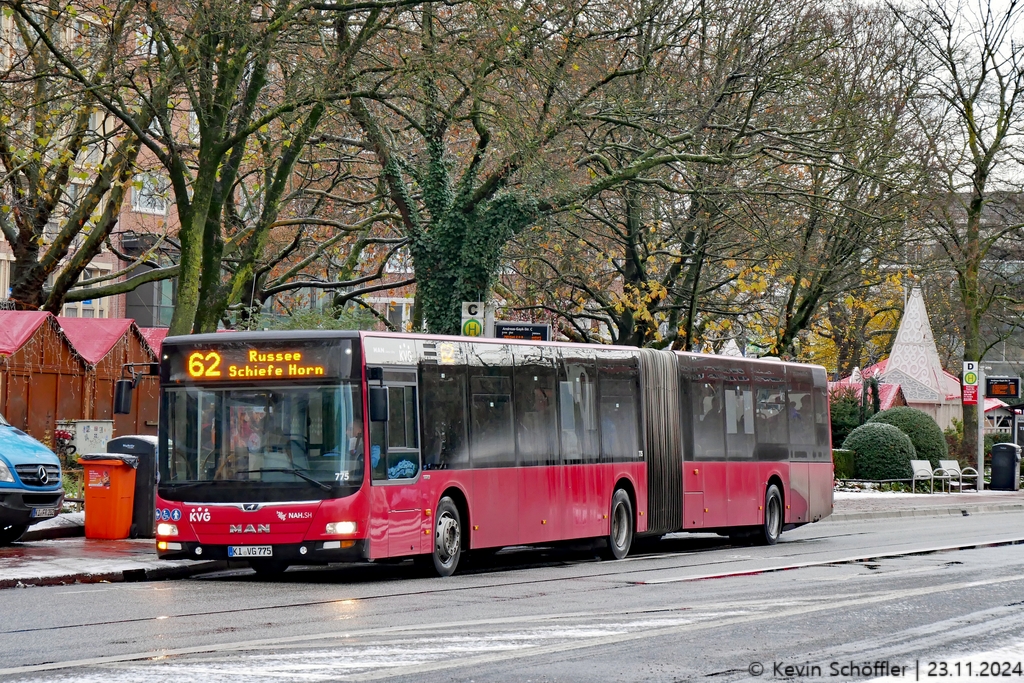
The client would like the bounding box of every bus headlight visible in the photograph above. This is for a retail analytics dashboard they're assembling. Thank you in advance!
[325,521,357,535]
[0,461,13,483]
[156,523,178,537]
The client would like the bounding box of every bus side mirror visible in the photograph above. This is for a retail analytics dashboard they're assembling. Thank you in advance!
[369,386,389,422]
[114,379,133,414]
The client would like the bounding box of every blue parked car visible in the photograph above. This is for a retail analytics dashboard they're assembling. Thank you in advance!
[0,413,64,545]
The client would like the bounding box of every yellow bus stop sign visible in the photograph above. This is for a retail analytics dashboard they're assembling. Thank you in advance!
[462,318,483,337]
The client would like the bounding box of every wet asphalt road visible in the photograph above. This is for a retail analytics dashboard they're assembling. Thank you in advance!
[2,511,1024,682]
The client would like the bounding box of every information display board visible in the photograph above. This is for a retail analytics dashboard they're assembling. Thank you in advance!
[494,322,551,341]
[986,377,1020,399]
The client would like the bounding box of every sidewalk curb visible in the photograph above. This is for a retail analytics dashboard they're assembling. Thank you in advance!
[828,502,1024,522]
[20,525,85,542]
[0,560,230,590]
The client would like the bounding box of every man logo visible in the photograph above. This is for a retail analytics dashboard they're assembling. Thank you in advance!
[229,524,270,533]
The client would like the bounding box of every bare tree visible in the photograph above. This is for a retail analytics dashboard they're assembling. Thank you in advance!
[896,0,1024,457]
[0,0,159,311]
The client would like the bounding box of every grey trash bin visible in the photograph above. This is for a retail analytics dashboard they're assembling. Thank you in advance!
[989,443,1022,491]
[106,436,159,538]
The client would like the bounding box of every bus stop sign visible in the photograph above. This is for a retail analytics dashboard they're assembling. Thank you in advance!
[461,302,484,337]
[963,361,978,405]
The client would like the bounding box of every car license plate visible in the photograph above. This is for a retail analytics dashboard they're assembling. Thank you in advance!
[30,507,57,519]
[227,545,273,558]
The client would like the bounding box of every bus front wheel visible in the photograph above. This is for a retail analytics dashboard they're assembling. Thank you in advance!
[603,489,634,560]
[431,497,462,577]
[758,484,784,546]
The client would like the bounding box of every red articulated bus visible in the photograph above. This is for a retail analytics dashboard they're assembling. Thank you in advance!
[154,331,833,576]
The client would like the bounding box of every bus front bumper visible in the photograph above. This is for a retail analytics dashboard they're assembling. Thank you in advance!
[156,539,369,564]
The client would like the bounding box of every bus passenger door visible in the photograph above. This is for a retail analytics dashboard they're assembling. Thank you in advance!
[369,379,425,557]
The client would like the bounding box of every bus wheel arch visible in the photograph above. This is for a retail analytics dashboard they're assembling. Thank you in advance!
[766,473,785,521]
[613,477,637,527]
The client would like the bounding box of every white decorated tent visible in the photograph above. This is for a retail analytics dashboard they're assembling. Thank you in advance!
[832,287,961,430]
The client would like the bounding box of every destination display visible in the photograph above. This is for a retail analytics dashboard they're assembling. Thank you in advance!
[986,377,1020,399]
[494,322,550,341]
[165,341,352,383]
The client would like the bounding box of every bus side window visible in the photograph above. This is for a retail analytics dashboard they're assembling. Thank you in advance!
[813,387,830,457]
[385,385,419,480]
[690,360,726,461]
[558,356,599,464]
[725,370,755,460]
[469,376,515,468]
[596,352,639,463]
[419,365,469,470]
[369,420,387,480]
[513,353,559,466]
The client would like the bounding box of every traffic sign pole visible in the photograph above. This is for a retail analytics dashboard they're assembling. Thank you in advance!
[978,366,985,491]
[964,360,983,491]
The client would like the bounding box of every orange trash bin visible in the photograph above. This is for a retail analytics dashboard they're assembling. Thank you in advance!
[78,454,139,539]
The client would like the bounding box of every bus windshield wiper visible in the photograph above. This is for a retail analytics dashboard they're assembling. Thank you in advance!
[249,468,333,491]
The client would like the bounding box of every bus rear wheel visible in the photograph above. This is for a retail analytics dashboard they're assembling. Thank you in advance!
[603,489,633,560]
[757,484,784,546]
[431,497,462,577]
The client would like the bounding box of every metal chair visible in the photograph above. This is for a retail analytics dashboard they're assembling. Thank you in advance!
[937,459,979,492]
[910,460,934,493]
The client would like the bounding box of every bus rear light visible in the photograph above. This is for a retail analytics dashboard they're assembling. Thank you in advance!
[326,521,357,535]
[156,523,178,536]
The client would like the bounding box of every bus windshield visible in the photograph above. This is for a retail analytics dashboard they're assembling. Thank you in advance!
[160,383,363,497]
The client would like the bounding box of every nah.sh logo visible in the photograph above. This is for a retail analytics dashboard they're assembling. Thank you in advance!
[274,510,312,521]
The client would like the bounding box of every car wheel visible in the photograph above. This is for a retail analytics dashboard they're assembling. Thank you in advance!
[0,524,26,546]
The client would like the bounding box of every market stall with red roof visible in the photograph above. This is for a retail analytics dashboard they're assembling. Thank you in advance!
[138,327,169,357]
[0,311,88,441]
[57,318,159,436]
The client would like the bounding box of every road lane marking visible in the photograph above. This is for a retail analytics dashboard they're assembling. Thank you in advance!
[639,536,1024,584]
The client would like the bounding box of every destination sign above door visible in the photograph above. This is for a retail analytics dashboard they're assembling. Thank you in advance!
[165,340,352,383]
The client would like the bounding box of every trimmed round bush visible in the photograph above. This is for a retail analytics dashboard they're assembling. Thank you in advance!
[868,407,948,469]
[842,422,916,480]
[832,449,855,479]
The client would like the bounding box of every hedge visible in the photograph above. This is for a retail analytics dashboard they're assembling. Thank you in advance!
[868,407,947,469]
[832,449,855,479]
[842,422,916,480]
